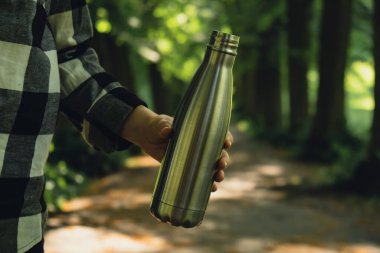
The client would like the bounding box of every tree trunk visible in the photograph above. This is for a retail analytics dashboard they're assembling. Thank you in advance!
[307,0,353,150]
[233,44,257,120]
[242,71,256,120]
[287,0,312,132]
[349,0,380,195]
[252,21,282,132]
[369,0,380,158]
[149,63,181,115]
[92,32,136,92]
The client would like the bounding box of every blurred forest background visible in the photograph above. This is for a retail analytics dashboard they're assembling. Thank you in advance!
[45,0,380,211]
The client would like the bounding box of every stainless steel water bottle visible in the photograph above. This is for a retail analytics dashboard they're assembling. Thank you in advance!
[150,30,239,228]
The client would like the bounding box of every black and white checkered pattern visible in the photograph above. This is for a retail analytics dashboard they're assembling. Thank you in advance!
[0,1,145,252]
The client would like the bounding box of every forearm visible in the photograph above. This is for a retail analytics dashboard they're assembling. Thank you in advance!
[120,105,158,146]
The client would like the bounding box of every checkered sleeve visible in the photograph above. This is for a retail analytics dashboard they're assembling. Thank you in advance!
[48,0,146,152]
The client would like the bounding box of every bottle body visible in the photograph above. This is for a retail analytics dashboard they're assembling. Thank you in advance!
[150,31,239,228]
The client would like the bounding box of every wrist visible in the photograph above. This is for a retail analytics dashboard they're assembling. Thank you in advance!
[121,105,157,146]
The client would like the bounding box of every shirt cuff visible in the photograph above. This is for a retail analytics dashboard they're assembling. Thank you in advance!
[83,87,146,153]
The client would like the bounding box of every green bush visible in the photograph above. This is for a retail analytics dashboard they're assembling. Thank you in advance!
[44,116,133,211]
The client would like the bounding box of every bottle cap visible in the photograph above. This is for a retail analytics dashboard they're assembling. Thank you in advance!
[208,30,239,56]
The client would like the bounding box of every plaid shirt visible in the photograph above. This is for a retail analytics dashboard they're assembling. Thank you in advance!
[0,1,145,252]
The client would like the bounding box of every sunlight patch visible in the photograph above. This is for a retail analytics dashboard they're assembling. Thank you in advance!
[45,226,172,253]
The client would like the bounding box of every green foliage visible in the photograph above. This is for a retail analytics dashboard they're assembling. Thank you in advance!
[349,0,373,62]
[315,144,366,186]
[48,118,129,177]
[89,0,231,90]
[45,117,131,211]
[44,161,88,212]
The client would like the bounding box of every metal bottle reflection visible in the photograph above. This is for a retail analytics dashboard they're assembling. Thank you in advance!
[150,30,239,228]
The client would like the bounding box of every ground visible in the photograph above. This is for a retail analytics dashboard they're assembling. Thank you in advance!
[44,128,380,253]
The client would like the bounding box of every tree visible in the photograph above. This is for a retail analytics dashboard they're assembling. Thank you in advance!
[306,0,353,158]
[349,0,380,194]
[369,0,380,160]
[149,63,181,115]
[222,0,285,134]
[286,0,313,133]
[92,32,136,93]
[252,21,283,132]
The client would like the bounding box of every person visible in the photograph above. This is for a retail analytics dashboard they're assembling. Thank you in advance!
[0,1,232,252]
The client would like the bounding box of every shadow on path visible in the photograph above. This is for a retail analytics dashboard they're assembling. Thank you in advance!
[45,128,380,253]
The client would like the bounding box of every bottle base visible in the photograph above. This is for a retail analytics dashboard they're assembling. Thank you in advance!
[150,199,205,228]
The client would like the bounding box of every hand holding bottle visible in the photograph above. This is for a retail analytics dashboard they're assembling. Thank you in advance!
[121,105,232,192]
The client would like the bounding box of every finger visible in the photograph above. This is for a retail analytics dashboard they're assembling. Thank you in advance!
[224,131,234,149]
[157,116,174,140]
[217,150,230,171]
[159,115,174,127]
[214,170,225,182]
[211,183,218,192]
[165,115,174,125]
[159,126,173,139]
[158,118,173,130]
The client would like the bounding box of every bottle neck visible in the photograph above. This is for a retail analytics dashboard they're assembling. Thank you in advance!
[208,31,239,56]
[204,47,236,69]
[205,31,239,68]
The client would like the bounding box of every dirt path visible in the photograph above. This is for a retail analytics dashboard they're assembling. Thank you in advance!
[44,128,380,253]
